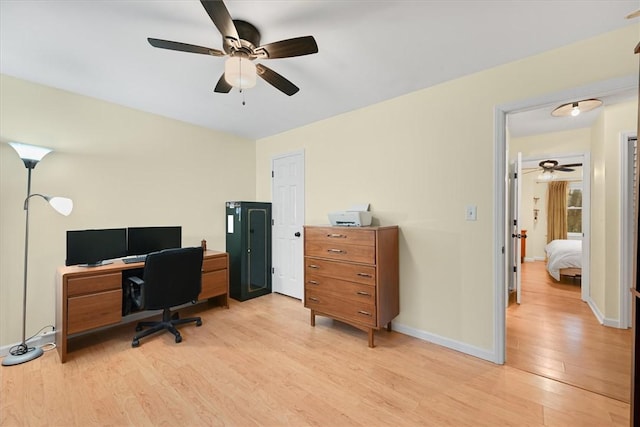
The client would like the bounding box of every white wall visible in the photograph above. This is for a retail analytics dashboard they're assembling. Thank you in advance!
[0,75,256,346]
[255,25,639,360]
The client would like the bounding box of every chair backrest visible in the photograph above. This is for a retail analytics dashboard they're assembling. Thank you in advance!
[142,246,203,309]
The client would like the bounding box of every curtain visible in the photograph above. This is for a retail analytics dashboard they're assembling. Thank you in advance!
[547,180,568,243]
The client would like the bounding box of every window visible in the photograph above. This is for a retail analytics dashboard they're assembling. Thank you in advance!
[567,182,582,234]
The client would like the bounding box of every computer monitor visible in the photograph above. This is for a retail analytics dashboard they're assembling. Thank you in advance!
[127,226,182,256]
[66,228,127,266]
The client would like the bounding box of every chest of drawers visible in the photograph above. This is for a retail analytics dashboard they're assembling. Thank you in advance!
[303,225,399,347]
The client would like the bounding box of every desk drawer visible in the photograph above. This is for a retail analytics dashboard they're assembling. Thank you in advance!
[203,256,227,272]
[305,227,375,246]
[305,258,376,285]
[67,272,121,297]
[200,269,227,299]
[67,289,122,334]
[305,241,375,264]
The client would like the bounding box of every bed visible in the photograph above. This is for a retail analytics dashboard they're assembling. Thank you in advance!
[545,239,582,281]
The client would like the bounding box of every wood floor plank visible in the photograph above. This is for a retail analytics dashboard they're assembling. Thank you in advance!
[507,260,631,403]
[1,290,631,426]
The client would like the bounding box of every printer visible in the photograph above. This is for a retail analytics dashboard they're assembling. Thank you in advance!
[328,204,372,227]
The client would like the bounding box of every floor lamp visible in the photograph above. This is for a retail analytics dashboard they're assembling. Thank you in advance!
[2,142,73,367]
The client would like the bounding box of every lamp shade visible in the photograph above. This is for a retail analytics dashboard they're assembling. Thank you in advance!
[47,196,73,216]
[551,99,602,117]
[224,57,257,89]
[9,142,53,165]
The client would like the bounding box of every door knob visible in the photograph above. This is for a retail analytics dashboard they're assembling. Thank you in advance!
[294,232,301,237]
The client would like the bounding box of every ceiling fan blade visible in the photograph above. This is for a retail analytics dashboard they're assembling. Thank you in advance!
[200,0,239,45]
[256,64,299,96]
[555,168,575,172]
[148,38,225,56]
[558,163,582,168]
[214,74,232,93]
[254,36,318,59]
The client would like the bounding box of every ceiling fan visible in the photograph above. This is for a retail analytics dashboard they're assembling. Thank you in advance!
[537,160,582,173]
[147,0,318,96]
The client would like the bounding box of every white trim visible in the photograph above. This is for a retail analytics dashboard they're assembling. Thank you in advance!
[392,322,496,363]
[494,74,637,366]
[619,132,637,329]
[586,297,621,328]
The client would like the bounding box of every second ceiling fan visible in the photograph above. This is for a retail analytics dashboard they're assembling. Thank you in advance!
[147,0,318,96]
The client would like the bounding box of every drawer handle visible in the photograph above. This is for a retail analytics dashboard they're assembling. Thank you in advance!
[327,249,345,254]
[308,264,320,269]
[356,291,371,296]
[308,280,319,285]
[327,233,346,238]
[358,310,372,316]
[357,273,372,278]
[309,297,319,302]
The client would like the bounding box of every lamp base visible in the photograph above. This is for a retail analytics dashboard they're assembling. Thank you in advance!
[2,345,43,366]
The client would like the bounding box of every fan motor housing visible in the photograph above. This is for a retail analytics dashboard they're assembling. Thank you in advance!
[224,20,261,55]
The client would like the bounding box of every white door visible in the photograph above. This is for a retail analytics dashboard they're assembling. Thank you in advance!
[271,150,305,299]
[508,152,523,304]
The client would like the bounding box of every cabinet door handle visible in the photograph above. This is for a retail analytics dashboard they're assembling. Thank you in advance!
[327,249,345,254]
[356,291,371,296]
[358,310,372,316]
[357,273,372,278]
[327,233,346,238]
[309,297,319,302]
[308,264,319,269]
[308,280,319,285]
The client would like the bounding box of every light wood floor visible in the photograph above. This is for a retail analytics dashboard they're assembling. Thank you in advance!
[507,261,632,403]
[2,291,631,426]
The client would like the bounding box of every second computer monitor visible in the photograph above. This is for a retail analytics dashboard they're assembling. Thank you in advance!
[127,226,182,256]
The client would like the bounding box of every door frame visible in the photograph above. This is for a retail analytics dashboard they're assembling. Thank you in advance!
[493,74,637,364]
[621,132,638,329]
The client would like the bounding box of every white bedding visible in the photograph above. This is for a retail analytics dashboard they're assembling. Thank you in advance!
[545,239,582,281]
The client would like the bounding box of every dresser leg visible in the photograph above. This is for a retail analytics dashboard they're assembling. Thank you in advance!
[386,321,392,332]
[310,309,315,327]
[368,329,375,348]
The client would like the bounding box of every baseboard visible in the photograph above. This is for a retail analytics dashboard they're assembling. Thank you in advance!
[392,322,498,364]
[585,297,622,328]
[0,330,56,358]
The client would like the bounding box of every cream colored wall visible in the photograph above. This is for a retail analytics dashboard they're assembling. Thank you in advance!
[602,101,638,318]
[511,128,591,260]
[256,25,639,356]
[0,75,256,346]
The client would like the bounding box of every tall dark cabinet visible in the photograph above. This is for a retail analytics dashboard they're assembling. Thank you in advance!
[225,201,272,301]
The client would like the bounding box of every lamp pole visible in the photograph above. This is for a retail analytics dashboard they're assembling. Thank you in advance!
[3,142,72,367]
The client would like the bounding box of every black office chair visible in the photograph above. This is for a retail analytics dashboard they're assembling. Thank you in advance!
[128,246,204,347]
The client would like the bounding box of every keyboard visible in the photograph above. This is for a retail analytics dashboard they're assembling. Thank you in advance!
[122,255,147,264]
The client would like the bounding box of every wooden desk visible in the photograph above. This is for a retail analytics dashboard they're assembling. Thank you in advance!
[55,250,229,363]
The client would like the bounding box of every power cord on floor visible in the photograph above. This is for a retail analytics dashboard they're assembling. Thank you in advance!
[7,324,56,356]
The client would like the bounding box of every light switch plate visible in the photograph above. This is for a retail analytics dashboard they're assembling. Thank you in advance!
[465,205,477,221]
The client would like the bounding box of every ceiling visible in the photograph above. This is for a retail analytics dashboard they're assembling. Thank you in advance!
[1,1,638,140]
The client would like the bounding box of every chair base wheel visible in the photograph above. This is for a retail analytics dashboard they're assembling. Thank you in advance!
[132,339,140,348]
[196,319,202,327]
[175,335,182,343]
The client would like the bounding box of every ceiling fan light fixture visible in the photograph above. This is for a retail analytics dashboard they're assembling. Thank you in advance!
[224,57,256,89]
[537,171,555,181]
[551,98,602,117]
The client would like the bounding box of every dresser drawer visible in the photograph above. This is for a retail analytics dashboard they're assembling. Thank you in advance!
[306,274,375,304]
[67,272,121,297]
[305,289,376,327]
[200,269,227,299]
[305,227,375,246]
[202,256,227,272]
[305,241,375,264]
[305,258,375,285]
[67,289,122,334]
